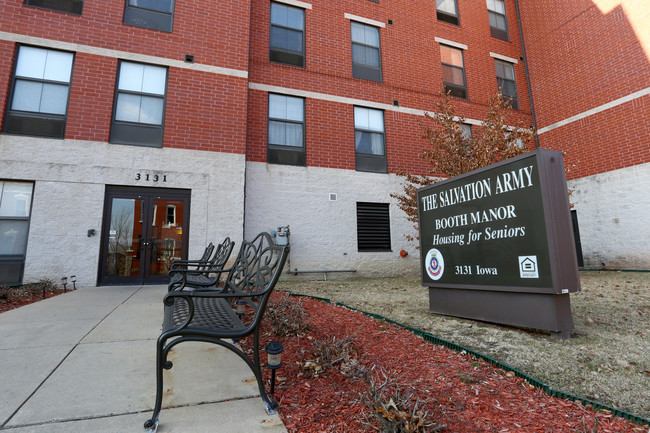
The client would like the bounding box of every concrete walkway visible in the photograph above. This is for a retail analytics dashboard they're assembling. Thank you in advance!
[0,285,287,432]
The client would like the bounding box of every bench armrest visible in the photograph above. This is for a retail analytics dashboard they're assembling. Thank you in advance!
[170,259,210,270]
[168,266,231,279]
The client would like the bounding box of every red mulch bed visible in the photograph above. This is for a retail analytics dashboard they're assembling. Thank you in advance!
[0,287,66,313]
[258,293,646,433]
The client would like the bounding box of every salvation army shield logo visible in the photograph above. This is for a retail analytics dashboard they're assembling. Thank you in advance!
[425,248,444,280]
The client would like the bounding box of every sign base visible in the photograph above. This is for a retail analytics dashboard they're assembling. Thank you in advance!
[429,287,574,337]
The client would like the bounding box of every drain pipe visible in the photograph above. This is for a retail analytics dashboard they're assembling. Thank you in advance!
[514,0,540,149]
[291,268,357,281]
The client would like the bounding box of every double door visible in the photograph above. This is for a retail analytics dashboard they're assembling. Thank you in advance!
[99,186,190,285]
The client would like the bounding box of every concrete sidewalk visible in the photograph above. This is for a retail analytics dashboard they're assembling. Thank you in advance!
[0,285,287,432]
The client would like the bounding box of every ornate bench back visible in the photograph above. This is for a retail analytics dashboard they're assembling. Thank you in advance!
[225,232,289,327]
[203,237,235,271]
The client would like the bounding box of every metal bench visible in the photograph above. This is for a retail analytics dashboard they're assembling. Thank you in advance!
[169,241,214,272]
[144,232,289,432]
[167,237,235,291]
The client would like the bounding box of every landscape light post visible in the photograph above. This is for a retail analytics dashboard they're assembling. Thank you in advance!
[265,341,284,395]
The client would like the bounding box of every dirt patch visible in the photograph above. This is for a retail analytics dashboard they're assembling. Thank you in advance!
[277,271,650,420]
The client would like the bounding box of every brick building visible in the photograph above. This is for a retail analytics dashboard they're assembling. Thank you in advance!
[0,0,647,286]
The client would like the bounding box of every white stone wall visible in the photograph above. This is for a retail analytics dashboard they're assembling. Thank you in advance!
[0,135,246,287]
[244,162,421,279]
[569,162,650,269]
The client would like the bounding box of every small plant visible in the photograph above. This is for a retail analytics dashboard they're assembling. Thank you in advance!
[303,336,363,376]
[0,279,63,313]
[265,292,310,337]
[358,367,446,433]
[575,416,598,433]
[458,372,478,385]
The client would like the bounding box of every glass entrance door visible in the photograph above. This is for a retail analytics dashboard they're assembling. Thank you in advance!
[99,187,190,285]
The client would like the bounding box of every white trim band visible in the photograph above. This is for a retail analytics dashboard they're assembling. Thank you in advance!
[434,37,467,50]
[273,0,312,9]
[249,82,484,125]
[490,52,518,64]
[344,13,385,28]
[538,87,650,134]
[0,31,249,79]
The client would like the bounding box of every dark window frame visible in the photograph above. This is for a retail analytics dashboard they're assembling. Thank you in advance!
[436,0,459,26]
[356,202,391,252]
[354,106,387,173]
[24,0,83,15]
[269,2,306,67]
[267,93,306,166]
[350,21,382,82]
[109,60,168,148]
[123,0,175,33]
[3,45,75,139]
[494,59,518,109]
[440,44,467,99]
[0,180,35,285]
[487,0,509,41]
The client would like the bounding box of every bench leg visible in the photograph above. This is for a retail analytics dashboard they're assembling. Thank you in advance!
[144,336,171,432]
[252,329,278,414]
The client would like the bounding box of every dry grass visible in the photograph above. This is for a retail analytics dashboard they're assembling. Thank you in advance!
[278,271,650,420]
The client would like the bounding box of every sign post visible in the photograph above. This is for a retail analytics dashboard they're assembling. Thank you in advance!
[417,149,580,338]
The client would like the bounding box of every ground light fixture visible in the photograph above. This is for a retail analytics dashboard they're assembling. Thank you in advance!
[71,275,76,290]
[61,276,68,293]
[236,299,246,317]
[265,341,284,395]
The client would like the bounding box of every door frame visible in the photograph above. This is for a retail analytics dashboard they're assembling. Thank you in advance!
[97,185,191,286]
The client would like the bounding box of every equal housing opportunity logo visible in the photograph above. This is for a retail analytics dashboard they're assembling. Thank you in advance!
[425,248,444,280]
[518,255,539,278]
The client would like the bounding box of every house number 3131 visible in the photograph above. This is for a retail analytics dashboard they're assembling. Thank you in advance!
[135,173,167,182]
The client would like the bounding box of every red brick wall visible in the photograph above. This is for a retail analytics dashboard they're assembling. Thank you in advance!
[518,0,650,179]
[0,0,251,71]
[536,96,649,179]
[165,73,249,153]
[66,54,116,142]
[247,0,534,174]
[0,41,16,125]
[0,0,251,154]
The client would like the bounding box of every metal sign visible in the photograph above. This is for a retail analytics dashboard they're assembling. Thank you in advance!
[417,149,580,335]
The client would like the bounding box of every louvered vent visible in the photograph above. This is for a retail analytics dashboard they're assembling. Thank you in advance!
[356,202,391,251]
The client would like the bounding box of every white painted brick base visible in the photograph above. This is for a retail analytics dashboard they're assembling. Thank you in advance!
[0,135,246,287]
[569,162,650,269]
[244,162,421,279]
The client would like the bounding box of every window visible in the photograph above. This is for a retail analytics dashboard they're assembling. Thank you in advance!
[460,123,472,139]
[495,59,518,109]
[436,0,459,25]
[270,2,305,67]
[25,0,83,15]
[4,46,74,138]
[351,21,382,82]
[267,94,306,166]
[356,202,391,251]
[440,45,466,98]
[354,106,386,173]
[163,238,176,256]
[0,181,34,284]
[165,205,176,226]
[487,0,508,40]
[123,0,174,33]
[110,61,167,147]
